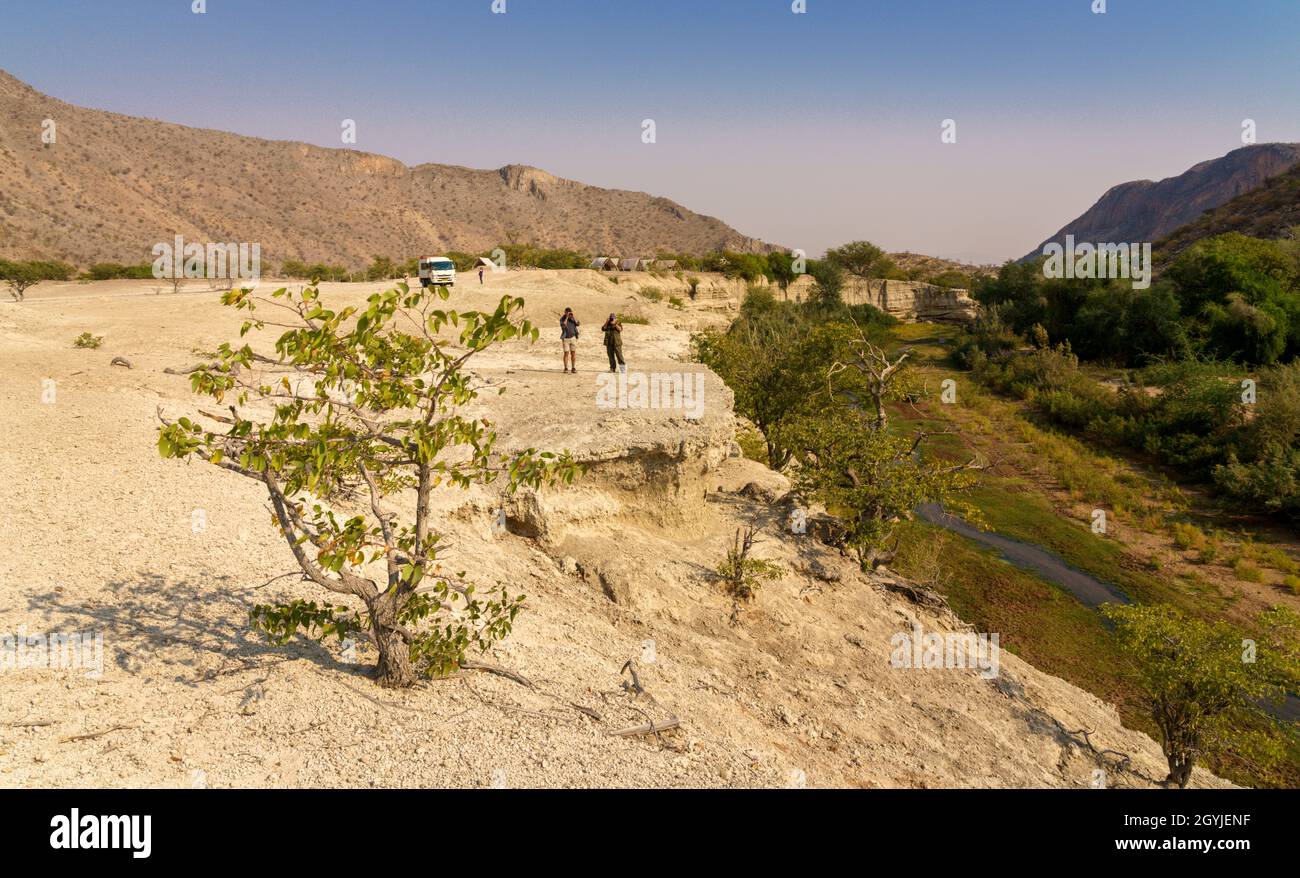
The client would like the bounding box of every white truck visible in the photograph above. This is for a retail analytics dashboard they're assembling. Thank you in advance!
[417,256,456,288]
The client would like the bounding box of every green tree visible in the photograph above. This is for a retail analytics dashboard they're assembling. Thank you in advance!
[1,261,44,301]
[767,251,798,296]
[825,240,896,281]
[158,282,579,687]
[789,410,982,570]
[1101,603,1300,787]
[806,258,845,309]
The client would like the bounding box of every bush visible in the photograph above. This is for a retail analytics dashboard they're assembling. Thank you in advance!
[1233,558,1263,582]
[81,263,154,280]
[73,332,104,349]
[717,528,782,601]
[1171,522,1207,552]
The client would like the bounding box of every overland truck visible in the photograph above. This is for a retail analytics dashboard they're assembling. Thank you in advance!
[417,256,456,287]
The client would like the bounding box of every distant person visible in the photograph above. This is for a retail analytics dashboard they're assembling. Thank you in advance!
[602,313,625,373]
[560,307,580,373]
[478,265,485,285]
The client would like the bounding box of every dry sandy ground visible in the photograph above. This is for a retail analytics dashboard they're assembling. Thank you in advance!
[0,271,1229,788]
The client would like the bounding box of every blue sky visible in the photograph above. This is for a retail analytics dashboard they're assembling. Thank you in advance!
[3,0,1298,262]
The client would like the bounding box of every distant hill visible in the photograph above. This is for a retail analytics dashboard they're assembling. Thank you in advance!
[0,69,772,267]
[1024,143,1300,261]
[1157,161,1300,261]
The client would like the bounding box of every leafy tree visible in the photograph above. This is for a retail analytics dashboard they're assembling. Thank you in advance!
[1204,293,1289,365]
[825,240,896,280]
[1214,361,1300,522]
[929,269,972,289]
[158,282,579,687]
[365,255,398,281]
[806,258,845,309]
[789,409,982,570]
[1,261,44,300]
[694,313,856,470]
[767,251,798,295]
[1101,603,1300,787]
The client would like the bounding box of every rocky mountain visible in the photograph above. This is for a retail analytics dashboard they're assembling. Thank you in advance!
[0,69,772,267]
[1157,160,1300,260]
[1025,143,1300,261]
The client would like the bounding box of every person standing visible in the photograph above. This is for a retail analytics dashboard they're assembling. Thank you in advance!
[560,307,580,373]
[478,265,485,285]
[602,313,625,373]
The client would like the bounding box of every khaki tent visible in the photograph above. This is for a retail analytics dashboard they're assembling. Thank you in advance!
[619,258,641,271]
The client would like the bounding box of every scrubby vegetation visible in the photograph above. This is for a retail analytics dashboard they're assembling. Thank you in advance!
[956,232,1300,528]
[717,527,783,602]
[694,285,981,570]
[1,258,76,299]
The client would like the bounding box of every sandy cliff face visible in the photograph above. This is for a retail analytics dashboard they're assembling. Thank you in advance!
[788,275,979,323]
[0,272,1223,788]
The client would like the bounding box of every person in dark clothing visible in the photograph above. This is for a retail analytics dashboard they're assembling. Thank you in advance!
[602,313,625,372]
[560,307,580,373]
[478,266,485,284]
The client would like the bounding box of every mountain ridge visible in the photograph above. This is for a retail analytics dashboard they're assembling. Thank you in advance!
[1024,143,1300,261]
[0,69,774,266]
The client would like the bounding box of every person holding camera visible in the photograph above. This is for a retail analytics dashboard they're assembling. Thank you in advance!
[602,313,625,373]
[560,307,580,373]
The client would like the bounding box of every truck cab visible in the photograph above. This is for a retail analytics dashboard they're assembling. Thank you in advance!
[418,256,456,287]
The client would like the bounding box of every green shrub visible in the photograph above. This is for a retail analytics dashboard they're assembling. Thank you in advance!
[73,332,104,349]
[1171,522,1207,551]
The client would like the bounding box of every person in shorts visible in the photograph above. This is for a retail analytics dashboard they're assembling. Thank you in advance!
[560,307,580,373]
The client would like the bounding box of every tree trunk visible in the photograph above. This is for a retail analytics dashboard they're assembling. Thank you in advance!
[1165,751,1195,788]
[369,598,415,688]
[1159,719,1199,788]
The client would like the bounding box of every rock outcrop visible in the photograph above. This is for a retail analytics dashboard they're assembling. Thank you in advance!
[789,275,979,323]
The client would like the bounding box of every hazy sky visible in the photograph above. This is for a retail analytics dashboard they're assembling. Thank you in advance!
[4,0,1299,263]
